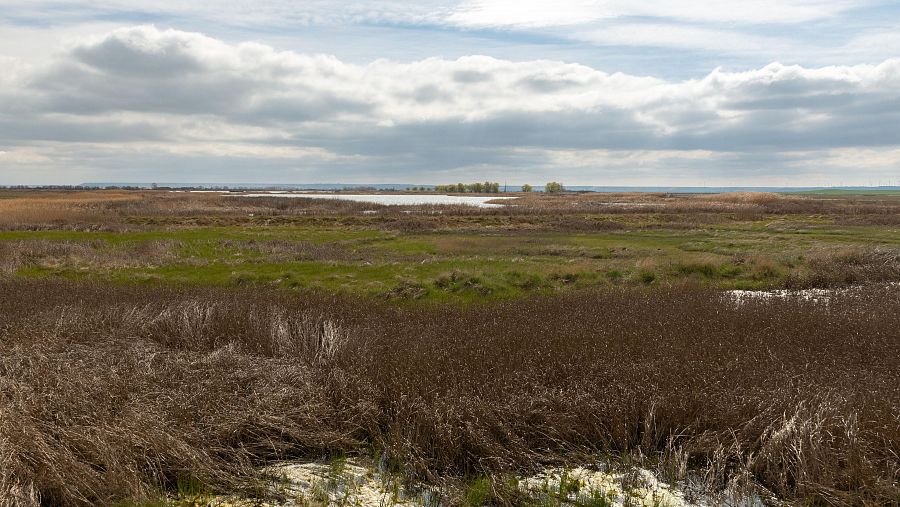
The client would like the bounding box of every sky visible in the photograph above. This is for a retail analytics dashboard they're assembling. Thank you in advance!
[1,1,899,186]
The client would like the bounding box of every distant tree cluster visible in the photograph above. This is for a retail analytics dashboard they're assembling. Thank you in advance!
[434,182,502,193]
[544,181,565,193]
[430,182,563,193]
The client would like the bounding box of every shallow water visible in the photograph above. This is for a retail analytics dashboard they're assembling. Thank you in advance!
[726,288,833,302]
[726,283,899,304]
[236,193,516,208]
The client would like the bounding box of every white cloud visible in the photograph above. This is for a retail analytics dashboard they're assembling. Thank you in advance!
[803,147,900,170]
[447,0,864,28]
[2,0,865,27]
[2,0,892,74]
[1,1,449,29]
[0,147,52,164]
[839,29,900,63]
[1,26,899,184]
[446,0,610,28]
[575,24,797,55]
[618,0,861,24]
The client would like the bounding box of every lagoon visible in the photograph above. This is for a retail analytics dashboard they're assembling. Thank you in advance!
[237,193,516,208]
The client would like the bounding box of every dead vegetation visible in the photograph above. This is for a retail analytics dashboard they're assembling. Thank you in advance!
[786,247,900,288]
[1,189,898,506]
[695,191,785,204]
[0,239,185,274]
[1,279,898,505]
[2,190,900,231]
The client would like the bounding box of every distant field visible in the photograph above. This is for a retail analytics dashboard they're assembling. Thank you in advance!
[1,189,899,506]
[1,189,898,302]
[794,188,900,196]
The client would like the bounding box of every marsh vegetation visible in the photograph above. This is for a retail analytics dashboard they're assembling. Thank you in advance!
[1,190,899,302]
[0,190,898,506]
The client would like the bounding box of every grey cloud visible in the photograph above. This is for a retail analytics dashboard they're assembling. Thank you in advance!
[33,68,256,116]
[517,76,584,93]
[22,27,900,152]
[236,94,374,124]
[407,84,454,104]
[452,70,492,83]
[725,93,863,111]
[2,26,900,184]
[70,30,208,77]
[0,114,166,143]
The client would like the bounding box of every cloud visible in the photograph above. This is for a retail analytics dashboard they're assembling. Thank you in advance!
[840,29,900,62]
[3,0,867,28]
[0,1,449,29]
[3,0,895,76]
[1,25,899,184]
[575,24,798,55]
[447,0,865,28]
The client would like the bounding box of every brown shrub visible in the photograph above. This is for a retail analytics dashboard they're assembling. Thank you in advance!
[220,239,362,262]
[787,247,900,288]
[0,239,184,273]
[1,279,898,505]
[3,190,900,230]
[697,192,784,205]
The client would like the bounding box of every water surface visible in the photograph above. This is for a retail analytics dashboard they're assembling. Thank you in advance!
[238,193,516,208]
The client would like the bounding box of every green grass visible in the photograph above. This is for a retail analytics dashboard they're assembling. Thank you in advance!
[463,476,495,506]
[0,226,388,245]
[4,220,898,302]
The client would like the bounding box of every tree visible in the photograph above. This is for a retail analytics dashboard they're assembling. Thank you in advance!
[521,184,533,193]
[545,181,565,193]
[436,182,499,193]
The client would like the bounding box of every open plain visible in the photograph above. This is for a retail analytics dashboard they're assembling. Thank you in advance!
[1,189,899,506]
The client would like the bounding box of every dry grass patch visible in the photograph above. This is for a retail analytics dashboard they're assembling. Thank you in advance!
[787,247,900,288]
[697,192,784,205]
[0,239,184,273]
[2,279,898,505]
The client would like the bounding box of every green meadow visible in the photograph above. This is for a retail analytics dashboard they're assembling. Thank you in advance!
[6,215,899,302]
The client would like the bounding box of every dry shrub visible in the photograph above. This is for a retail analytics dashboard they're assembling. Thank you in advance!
[220,239,361,262]
[0,239,183,273]
[380,217,442,232]
[0,283,371,506]
[699,192,783,205]
[746,253,784,280]
[787,247,900,288]
[542,216,626,231]
[0,191,140,230]
[3,190,900,230]
[0,237,363,275]
[1,280,898,505]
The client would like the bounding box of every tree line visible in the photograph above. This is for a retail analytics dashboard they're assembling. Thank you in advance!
[421,182,565,193]
[432,182,502,193]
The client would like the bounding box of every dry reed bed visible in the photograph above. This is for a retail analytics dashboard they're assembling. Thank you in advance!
[1,279,898,505]
[2,190,900,231]
[0,238,373,277]
[0,239,186,274]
